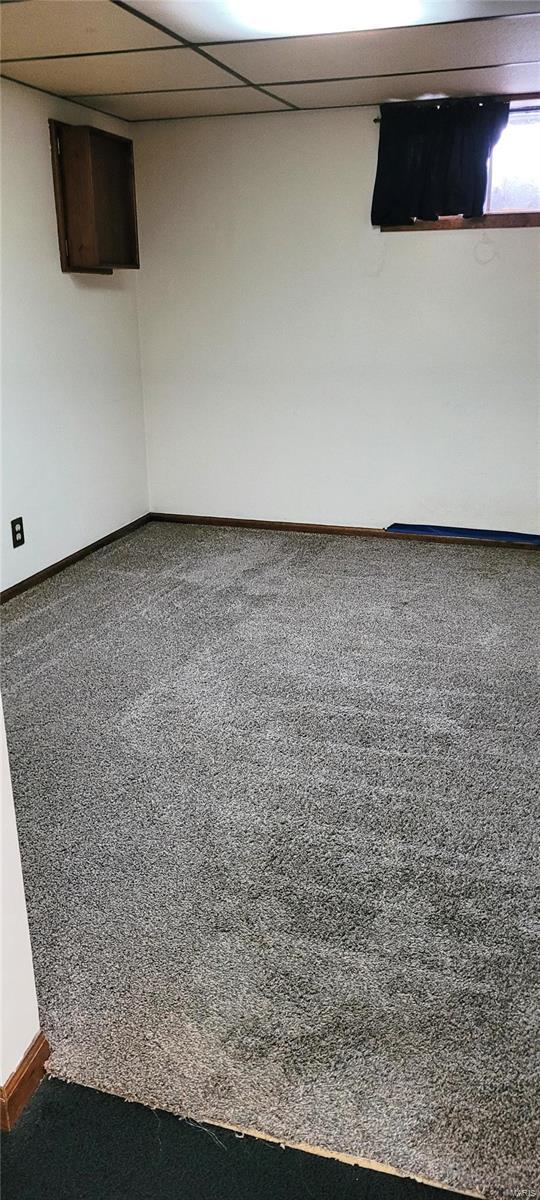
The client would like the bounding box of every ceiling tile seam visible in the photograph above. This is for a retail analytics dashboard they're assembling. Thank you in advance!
[84,93,540,120]
[3,76,537,114]
[3,54,535,85]
[131,109,296,123]
[258,59,540,87]
[2,76,532,126]
[2,5,539,62]
[2,48,538,125]
[0,70,131,121]
[3,8,537,79]
[129,90,540,123]
[0,45,183,64]
[109,0,300,109]
[74,84,256,98]
[3,12,539,65]
[69,60,540,101]
[196,10,540,47]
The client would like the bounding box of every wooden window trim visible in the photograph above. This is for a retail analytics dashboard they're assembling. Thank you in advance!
[381,213,540,231]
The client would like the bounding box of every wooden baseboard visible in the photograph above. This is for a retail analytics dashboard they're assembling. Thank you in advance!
[0,1032,50,1131]
[1,515,149,604]
[148,512,529,549]
[149,511,391,538]
[3,509,531,605]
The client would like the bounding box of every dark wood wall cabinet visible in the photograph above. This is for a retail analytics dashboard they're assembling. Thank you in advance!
[49,120,139,274]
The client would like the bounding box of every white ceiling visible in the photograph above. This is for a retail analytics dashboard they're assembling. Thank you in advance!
[79,85,288,118]
[4,46,237,94]
[0,0,178,58]
[113,0,540,42]
[208,17,540,82]
[0,0,539,121]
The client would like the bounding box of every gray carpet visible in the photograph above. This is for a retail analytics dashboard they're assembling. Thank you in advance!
[2,523,539,1200]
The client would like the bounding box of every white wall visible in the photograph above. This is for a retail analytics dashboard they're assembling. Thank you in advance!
[135,108,539,534]
[0,80,149,592]
[1,695,40,1083]
[2,92,536,580]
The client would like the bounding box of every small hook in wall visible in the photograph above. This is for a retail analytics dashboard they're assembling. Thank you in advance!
[473,230,499,266]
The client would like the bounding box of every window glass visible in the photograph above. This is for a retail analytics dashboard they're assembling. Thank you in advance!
[487,109,540,213]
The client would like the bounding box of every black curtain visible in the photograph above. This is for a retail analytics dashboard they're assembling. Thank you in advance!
[371,98,509,226]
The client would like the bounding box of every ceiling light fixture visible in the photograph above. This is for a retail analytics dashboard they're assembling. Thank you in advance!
[224,0,422,38]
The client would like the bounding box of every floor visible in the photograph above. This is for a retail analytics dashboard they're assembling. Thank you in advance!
[2,1077,466,1200]
[2,523,539,1200]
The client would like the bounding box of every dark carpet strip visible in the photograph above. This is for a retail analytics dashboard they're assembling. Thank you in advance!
[2,1078,463,1200]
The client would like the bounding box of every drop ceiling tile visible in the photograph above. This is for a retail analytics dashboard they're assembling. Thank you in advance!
[273,62,540,108]
[1,45,238,94]
[78,86,288,119]
[0,0,178,60]
[124,1,540,43]
[208,15,540,83]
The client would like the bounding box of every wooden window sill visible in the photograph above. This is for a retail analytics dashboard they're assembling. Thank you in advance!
[381,213,540,231]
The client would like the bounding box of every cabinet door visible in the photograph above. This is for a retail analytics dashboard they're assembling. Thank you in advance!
[49,121,139,273]
[52,123,100,270]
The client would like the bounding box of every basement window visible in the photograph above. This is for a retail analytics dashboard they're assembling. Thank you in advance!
[486,108,540,214]
[380,103,540,231]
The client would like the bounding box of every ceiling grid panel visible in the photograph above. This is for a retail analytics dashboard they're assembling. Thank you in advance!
[272,63,540,110]
[110,0,300,107]
[0,0,178,58]
[2,46,240,94]
[115,1,540,44]
[77,87,289,119]
[206,16,540,83]
[0,1,538,121]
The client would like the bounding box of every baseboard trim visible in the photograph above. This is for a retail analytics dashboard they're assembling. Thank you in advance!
[148,512,533,549]
[3,510,534,604]
[1,515,149,604]
[0,1032,50,1131]
[149,512,391,538]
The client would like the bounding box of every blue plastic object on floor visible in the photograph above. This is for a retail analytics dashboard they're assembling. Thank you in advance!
[386,523,539,547]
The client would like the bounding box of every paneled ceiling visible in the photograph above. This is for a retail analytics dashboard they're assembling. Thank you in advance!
[1,0,539,122]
